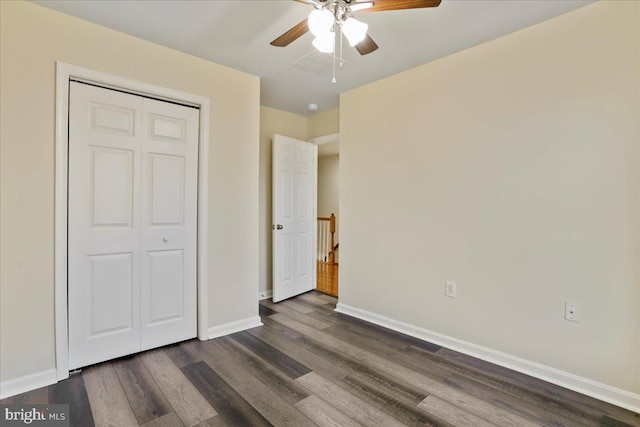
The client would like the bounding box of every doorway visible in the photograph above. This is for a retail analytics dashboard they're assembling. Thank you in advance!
[269,132,339,301]
[312,133,339,297]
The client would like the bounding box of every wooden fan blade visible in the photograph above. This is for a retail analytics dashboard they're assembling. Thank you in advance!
[359,0,441,12]
[270,19,309,47]
[355,34,379,55]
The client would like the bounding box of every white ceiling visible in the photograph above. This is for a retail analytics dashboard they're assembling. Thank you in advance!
[34,0,594,116]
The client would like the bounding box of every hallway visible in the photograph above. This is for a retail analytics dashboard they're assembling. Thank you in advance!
[316,262,338,297]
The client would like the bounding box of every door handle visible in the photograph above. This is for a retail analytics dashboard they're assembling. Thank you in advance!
[273,224,284,230]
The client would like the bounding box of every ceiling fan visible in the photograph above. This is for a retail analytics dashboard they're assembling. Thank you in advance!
[270,0,442,56]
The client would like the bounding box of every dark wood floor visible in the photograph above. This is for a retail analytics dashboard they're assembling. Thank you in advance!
[316,262,338,296]
[2,291,638,427]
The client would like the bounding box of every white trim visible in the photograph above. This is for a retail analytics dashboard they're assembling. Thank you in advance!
[54,63,70,383]
[0,370,58,400]
[311,144,318,293]
[309,132,339,145]
[259,290,273,300]
[208,317,263,339]
[335,303,640,413]
[55,62,210,381]
[196,99,210,341]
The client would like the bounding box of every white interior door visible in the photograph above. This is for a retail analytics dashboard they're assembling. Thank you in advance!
[140,98,199,350]
[272,134,317,302]
[68,82,142,369]
[68,82,198,369]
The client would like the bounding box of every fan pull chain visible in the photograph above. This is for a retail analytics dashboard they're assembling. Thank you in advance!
[340,25,344,71]
[332,25,337,84]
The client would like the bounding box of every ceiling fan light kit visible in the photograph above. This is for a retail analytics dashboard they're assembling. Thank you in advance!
[271,0,442,79]
[312,33,335,53]
[308,9,334,37]
[308,6,367,53]
[272,0,441,53]
[342,17,368,46]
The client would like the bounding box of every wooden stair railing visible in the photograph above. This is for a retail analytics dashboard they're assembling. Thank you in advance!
[317,213,338,264]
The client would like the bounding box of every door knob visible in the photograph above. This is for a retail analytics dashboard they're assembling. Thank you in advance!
[162,237,169,243]
[273,224,284,230]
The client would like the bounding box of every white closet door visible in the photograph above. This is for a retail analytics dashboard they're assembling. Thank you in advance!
[68,82,199,369]
[68,82,143,369]
[140,98,198,350]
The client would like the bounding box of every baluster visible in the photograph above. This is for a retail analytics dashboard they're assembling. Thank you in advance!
[324,221,328,262]
[322,221,327,262]
[329,213,336,264]
[316,220,322,261]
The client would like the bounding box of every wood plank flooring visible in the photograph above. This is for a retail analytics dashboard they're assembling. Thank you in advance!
[2,291,638,427]
[316,262,338,296]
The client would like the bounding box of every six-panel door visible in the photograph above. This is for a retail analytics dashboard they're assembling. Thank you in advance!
[68,82,198,369]
[272,134,317,303]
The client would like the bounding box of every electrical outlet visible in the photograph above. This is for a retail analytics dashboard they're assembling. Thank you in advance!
[445,281,456,298]
[565,302,579,322]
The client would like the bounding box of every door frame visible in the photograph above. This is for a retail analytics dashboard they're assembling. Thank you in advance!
[309,132,339,146]
[54,62,210,381]
[309,132,339,288]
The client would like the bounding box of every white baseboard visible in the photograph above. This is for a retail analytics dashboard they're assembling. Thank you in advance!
[0,369,58,400]
[207,316,263,339]
[259,290,273,301]
[335,303,640,413]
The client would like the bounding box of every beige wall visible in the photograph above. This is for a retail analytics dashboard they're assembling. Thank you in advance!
[340,0,639,395]
[0,1,260,382]
[318,154,340,262]
[259,107,308,294]
[308,108,340,139]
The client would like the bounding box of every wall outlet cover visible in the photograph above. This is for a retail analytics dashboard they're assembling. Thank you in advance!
[445,281,457,298]
[565,302,579,322]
